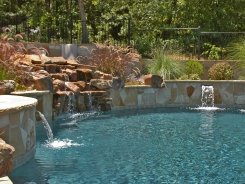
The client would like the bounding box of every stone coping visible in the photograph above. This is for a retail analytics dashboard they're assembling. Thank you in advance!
[124,80,245,88]
[0,95,37,115]
[165,80,245,83]
[0,176,13,184]
[11,90,51,96]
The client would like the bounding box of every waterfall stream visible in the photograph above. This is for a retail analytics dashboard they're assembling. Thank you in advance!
[38,111,53,141]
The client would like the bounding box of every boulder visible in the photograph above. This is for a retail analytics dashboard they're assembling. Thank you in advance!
[0,80,15,95]
[111,77,124,89]
[65,82,80,93]
[31,55,42,64]
[0,138,15,177]
[74,81,86,91]
[90,79,112,90]
[41,54,52,64]
[64,69,77,82]
[44,64,61,73]
[76,69,93,82]
[50,57,67,65]
[93,70,113,80]
[50,73,69,81]
[33,73,53,92]
[143,74,165,88]
[67,59,79,66]
[53,79,65,92]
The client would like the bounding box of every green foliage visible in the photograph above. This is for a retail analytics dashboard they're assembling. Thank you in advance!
[134,34,155,57]
[208,62,233,80]
[179,74,200,80]
[228,38,245,64]
[202,43,225,60]
[184,60,204,78]
[148,46,182,79]
[0,67,13,80]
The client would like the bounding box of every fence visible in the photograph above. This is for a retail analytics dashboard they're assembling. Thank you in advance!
[0,18,131,46]
[1,18,244,60]
[143,27,245,60]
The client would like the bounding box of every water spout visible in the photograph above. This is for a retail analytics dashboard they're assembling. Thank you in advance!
[201,85,214,107]
[37,111,53,141]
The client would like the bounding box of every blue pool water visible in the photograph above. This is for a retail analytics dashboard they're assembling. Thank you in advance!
[11,108,245,183]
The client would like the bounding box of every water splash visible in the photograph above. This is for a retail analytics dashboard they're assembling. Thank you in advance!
[46,139,82,149]
[192,107,224,111]
[38,111,53,141]
[240,109,245,113]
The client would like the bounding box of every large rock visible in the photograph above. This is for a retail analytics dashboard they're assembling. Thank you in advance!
[50,73,69,81]
[0,138,15,177]
[31,55,42,64]
[64,69,77,82]
[44,64,61,73]
[143,74,165,88]
[50,57,67,65]
[93,70,113,80]
[90,79,112,90]
[76,69,93,82]
[53,79,65,92]
[65,82,80,93]
[33,73,53,92]
[0,80,15,95]
[74,81,86,91]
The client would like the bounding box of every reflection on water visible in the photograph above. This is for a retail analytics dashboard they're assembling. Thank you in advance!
[199,111,215,142]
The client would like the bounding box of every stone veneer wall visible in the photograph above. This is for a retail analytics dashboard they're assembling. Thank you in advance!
[110,80,245,109]
[0,95,37,168]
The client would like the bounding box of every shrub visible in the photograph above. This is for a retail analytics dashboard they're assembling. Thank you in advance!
[77,44,141,80]
[228,38,245,63]
[179,74,200,80]
[184,60,204,78]
[202,43,225,60]
[0,67,13,80]
[208,62,233,80]
[134,34,155,57]
[148,47,182,79]
[0,29,39,86]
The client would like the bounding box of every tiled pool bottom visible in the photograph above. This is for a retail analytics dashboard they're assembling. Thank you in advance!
[11,108,245,183]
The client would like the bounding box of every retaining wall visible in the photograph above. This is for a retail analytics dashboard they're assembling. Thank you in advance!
[0,95,37,168]
[110,80,245,109]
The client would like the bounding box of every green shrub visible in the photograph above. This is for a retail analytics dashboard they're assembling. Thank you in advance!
[179,73,200,80]
[228,38,245,66]
[208,62,233,80]
[148,47,182,79]
[184,60,204,77]
[134,34,155,57]
[202,43,225,60]
[0,67,13,80]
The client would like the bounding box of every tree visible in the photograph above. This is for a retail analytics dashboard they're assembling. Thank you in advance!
[78,0,89,43]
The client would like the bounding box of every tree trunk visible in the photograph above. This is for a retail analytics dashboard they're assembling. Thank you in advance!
[78,0,89,43]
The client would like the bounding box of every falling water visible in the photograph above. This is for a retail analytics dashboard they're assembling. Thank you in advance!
[87,92,93,111]
[38,111,53,141]
[201,85,214,107]
[67,92,76,113]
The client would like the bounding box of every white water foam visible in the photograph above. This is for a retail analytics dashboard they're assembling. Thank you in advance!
[190,107,225,111]
[240,109,245,113]
[46,139,83,149]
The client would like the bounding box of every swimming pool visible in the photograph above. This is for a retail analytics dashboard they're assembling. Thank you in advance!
[11,108,245,183]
